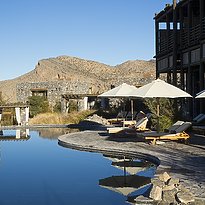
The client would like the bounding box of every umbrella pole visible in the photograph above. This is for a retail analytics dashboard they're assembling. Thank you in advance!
[156,98,160,133]
[131,99,134,120]
[123,157,127,185]
[123,99,126,127]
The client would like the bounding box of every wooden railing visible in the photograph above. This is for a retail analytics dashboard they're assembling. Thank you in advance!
[157,30,174,55]
[190,24,200,45]
[157,19,205,55]
[202,17,205,35]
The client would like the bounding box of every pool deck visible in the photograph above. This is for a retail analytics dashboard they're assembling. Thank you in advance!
[58,126,205,200]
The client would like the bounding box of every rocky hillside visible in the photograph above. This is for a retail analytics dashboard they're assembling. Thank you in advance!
[0,56,156,102]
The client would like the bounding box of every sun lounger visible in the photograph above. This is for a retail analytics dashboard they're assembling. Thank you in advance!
[138,121,192,145]
[192,114,205,125]
[107,117,149,134]
[121,111,151,127]
[125,111,137,120]
[164,120,184,133]
[108,111,128,124]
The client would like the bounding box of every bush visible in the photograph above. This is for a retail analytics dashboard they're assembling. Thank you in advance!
[53,101,61,113]
[28,96,50,117]
[144,98,175,131]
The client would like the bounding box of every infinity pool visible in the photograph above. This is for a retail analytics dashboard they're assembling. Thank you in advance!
[0,128,156,205]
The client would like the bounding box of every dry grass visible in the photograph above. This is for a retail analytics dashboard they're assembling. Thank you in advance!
[29,110,96,125]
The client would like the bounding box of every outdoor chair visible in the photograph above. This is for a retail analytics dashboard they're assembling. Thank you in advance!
[164,120,185,133]
[192,114,205,125]
[125,111,138,120]
[107,111,128,125]
[138,121,192,145]
[121,111,150,127]
[107,116,149,134]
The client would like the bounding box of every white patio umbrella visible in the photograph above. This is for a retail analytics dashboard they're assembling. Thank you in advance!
[196,90,205,98]
[98,83,138,120]
[99,175,151,196]
[128,79,192,131]
[98,83,138,98]
[103,155,153,175]
[111,160,153,175]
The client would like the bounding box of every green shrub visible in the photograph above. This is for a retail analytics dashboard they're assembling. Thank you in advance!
[68,100,78,112]
[28,96,50,117]
[53,101,61,113]
[144,98,175,131]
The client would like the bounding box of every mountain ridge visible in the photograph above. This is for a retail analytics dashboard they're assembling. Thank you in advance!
[0,55,156,103]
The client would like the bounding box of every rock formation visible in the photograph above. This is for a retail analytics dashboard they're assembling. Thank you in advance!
[0,56,156,103]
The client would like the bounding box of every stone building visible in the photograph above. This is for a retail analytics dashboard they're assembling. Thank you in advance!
[16,81,100,112]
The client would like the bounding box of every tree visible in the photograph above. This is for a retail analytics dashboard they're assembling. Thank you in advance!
[28,96,50,117]
[144,98,175,131]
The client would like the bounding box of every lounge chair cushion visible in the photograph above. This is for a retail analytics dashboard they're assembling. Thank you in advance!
[174,122,192,133]
[193,114,204,122]
[167,121,185,133]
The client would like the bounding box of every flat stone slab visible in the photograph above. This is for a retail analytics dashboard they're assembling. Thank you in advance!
[58,130,205,200]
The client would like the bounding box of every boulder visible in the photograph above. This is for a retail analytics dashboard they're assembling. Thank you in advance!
[176,191,195,204]
[163,189,178,204]
[167,177,180,187]
[134,195,153,204]
[151,177,165,188]
[162,184,175,191]
[149,185,162,201]
[158,172,171,183]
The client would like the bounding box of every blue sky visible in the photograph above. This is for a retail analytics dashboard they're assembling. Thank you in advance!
[0,0,171,81]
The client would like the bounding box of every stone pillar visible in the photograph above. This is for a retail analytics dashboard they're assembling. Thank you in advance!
[26,129,30,137]
[0,108,2,126]
[83,97,88,110]
[15,107,21,126]
[16,129,20,139]
[25,107,29,125]
[61,97,67,113]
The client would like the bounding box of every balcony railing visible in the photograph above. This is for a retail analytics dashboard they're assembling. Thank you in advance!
[157,18,205,55]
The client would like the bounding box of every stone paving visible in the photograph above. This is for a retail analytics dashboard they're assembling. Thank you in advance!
[58,128,205,201]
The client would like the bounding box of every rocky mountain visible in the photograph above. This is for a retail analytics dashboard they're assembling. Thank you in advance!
[0,56,156,103]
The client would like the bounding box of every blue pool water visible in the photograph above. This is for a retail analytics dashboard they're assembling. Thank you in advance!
[0,129,156,205]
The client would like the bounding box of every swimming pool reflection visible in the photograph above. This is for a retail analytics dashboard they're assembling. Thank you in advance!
[112,158,154,175]
[99,174,151,196]
[99,155,156,202]
[36,127,80,139]
[0,129,30,141]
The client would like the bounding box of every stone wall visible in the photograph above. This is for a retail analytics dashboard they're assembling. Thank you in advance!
[16,81,95,107]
